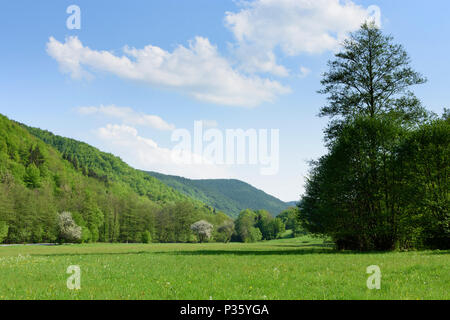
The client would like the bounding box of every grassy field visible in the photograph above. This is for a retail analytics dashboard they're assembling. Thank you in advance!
[0,236,448,300]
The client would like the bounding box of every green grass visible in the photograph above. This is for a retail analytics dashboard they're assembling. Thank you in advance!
[0,236,448,300]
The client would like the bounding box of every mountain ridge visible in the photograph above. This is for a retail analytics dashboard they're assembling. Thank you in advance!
[147,171,292,217]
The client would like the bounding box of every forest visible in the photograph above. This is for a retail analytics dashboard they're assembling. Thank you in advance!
[0,114,230,244]
[0,113,292,244]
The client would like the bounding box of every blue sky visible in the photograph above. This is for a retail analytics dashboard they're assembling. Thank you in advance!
[0,0,449,201]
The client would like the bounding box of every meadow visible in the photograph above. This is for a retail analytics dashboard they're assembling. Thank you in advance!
[0,236,448,300]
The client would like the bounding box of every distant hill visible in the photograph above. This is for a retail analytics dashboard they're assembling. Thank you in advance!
[285,201,298,207]
[147,171,292,217]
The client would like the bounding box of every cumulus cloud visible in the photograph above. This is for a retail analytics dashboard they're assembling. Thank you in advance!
[96,124,230,179]
[47,36,290,107]
[76,105,175,131]
[225,0,381,75]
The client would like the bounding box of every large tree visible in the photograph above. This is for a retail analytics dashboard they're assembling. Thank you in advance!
[319,22,427,141]
[300,23,434,251]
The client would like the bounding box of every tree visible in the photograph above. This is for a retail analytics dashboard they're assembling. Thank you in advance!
[57,212,82,243]
[254,210,271,238]
[141,230,152,244]
[254,210,285,240]
[0,221,8,243]
[235,209,257,242]
[216,221,235,243]
[28,145,45,167]
[266,218,285,240]
[301,116,406,249]
[24,164,41,189]
[0,183,14,243]
[174,201,198,242]
[248,227,262,242]
[396,117,449,248]
[300,23,431,251]
[319,22,426,142]
[85,205,104,243]
[279,207,305,237]
[190,220,213,243]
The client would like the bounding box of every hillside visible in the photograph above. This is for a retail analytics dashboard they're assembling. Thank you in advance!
[147,171,291,217]
[285,201,298,207]
[0,114,230,244]
[21,121,291,218]
[21,123,189,204]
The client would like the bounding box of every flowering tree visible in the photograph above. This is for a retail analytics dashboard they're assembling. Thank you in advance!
[58,212,82,243]
[190,220,213,243]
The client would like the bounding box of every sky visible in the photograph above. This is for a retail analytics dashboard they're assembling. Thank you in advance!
[0,0,449,202]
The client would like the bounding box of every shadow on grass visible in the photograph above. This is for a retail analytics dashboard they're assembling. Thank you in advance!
[30,251,154,258]
[158,249,334,256]
[25,243,434,258]
[271,243,333,249]
[428,250,450,255]
[29,248,335,258]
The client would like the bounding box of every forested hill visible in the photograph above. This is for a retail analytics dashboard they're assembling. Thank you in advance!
[18,117,291,218]
[0,113,231,244]
[147,171,292,217]
[285,201,298,207]
[21,122,189,204]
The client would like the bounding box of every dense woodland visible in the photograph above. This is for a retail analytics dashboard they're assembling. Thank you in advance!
[299,23,449,250]
[0,116,236,244]
[0,114,295,244]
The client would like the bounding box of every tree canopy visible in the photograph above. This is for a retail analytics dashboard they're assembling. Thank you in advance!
[299,23,449,251]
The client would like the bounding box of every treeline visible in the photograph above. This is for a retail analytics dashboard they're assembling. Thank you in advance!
[0,180,231,244]
[299,23,449,251]
[233,207,303,242]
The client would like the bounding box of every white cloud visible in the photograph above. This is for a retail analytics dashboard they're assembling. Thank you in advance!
[47,36,290,108]
[298,66,311,78]
[232,45,290,77]
[77,105,175,131]
[96,124,231,179]
[225,0,381,75]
